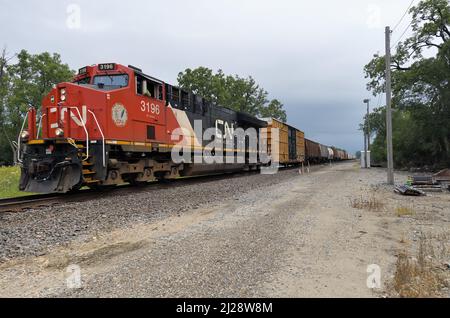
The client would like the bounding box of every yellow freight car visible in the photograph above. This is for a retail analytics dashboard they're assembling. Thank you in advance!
[263,118,305,165]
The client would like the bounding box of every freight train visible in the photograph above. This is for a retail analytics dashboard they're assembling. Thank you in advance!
[17,63,351,193]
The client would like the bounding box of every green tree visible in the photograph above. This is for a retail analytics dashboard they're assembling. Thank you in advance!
[0,49,74,164]
[177,67,287,122]
[259,99,287,122]
[364,0,449,168]
[176,67,226,104]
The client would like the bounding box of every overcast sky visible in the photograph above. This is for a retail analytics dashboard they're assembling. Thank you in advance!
[0,0,416,154]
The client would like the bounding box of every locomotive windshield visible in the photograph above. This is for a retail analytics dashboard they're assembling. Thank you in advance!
[93,74,129,89]
[74,76,91,85]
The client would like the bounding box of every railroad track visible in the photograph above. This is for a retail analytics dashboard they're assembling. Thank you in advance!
[0,190,97,212]
[0,163,341,213]
[0,169,264,213]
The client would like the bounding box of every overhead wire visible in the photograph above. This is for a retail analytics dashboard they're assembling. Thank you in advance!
[391,20,413,49]
[392,0,415,33]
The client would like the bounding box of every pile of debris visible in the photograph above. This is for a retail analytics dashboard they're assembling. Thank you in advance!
[394,184,426,196]
[432,168,450,189]
[395,169,450,196]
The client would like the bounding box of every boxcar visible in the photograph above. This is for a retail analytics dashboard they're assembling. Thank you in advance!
[305,138,321,162]
[264,118,305,165]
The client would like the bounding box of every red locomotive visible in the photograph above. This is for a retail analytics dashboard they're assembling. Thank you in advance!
[18,63,269,193]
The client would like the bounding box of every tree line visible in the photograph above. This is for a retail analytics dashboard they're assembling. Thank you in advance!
[363,0,449,169]
[0,49,74,164]
[0,51,286,165]
[177,67,286,122]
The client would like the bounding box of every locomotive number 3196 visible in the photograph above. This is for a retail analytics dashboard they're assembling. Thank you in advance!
[140,100,160,115]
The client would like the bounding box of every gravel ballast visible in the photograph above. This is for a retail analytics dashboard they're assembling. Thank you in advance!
[0,168,302,262]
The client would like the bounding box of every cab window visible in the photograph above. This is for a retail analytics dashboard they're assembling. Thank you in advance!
[74,77,91,85]
[136,75,163,100]
[93,74,129,88]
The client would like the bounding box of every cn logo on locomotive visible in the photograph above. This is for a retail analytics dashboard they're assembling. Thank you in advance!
[50,105,88,128]
[215,119,234,139]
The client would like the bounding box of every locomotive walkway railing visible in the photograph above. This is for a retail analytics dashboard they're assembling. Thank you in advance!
[36,113,46,139]
[68,107,89,161]
[17,111,29,164]
[87,109,106,167]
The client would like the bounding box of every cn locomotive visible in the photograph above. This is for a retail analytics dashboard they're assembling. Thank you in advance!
[17,63,350,193]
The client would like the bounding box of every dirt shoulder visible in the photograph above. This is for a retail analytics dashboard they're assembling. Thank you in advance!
[0,161,448,297]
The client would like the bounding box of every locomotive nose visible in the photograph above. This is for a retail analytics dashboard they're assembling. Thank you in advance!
[43,83,90,140]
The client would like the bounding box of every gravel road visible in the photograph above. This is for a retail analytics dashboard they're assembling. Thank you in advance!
[1,161,448,297]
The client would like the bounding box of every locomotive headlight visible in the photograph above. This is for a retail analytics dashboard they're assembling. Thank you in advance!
[60,88,66,101]
[55,128,64,137]
[20,130,29,140]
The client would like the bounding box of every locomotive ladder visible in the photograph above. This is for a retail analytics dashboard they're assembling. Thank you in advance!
[73,109,105,185]
[76,109,105,185]
[76,142,100,184]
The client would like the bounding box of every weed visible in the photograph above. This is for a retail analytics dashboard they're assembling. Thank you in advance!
[391,234,449,297]
[396,206,416,217]
[349,195,384,211]
[0,166,35,199]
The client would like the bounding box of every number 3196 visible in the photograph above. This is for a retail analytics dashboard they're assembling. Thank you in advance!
[140,100,160,115]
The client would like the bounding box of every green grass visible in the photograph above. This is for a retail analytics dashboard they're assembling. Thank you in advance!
[0,166,35,199]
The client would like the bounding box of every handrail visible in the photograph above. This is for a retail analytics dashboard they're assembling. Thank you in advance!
[36,113,46,139]
[17,111,29,164]
[88,109,105,167]
[68,107,89,161]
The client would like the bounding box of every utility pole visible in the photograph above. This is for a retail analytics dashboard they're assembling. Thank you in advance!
[385,26,394,184]
[363,98,370,168]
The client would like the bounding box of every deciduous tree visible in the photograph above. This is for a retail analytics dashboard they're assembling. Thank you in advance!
[177,67,287,122]
[0,49,74,164]
[364,0,449,168]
